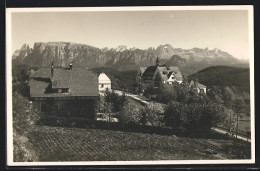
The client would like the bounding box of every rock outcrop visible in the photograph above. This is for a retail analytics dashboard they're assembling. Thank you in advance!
[12,42,247,74]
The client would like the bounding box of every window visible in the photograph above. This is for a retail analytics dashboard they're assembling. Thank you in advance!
[41,103,47,112]
[101,84,104,88]
[62,88,69,93]
[200,89,204,94]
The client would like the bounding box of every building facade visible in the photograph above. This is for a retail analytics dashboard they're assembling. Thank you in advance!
[98,73,111,92]
[29,63,99,120]
[137,57,183,92]
[189,80,207,94]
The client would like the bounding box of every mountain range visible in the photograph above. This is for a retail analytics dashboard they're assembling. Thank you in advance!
[12,42,249,75]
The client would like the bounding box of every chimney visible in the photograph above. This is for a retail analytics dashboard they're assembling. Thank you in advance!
[51,63,54,78]
[69,63,72,70]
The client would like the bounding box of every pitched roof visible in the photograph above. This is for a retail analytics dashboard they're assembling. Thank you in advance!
[30,67,99,97]
[52,68,70,88]
[31,67,51,79]
[98,73,111,84]
[157,66,183,82]
[141,66,157,80]
[189,80,206,89]
[139,67,147,75]
[29,78,50,96]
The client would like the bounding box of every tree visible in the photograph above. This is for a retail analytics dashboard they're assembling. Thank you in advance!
[156,84,177,103]
[155,83,192,104]
[207,87,224,104]
[163,100,226,137]
[12,64,37,97]
[222,108,237,137]
[221,87,245,139]
[140,102,165,126]
[233,98,244,139]
[222,86,236,108]
[119,103,142,124]
[104,89,128,112]
[163,101,185,132]
[97,96,112,113]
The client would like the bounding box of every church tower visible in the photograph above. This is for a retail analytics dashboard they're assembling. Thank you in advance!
[156,56,159,66]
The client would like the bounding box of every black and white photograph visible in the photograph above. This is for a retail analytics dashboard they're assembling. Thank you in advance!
[6,6,254,165]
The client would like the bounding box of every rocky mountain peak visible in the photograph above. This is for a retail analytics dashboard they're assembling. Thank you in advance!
[12,41,248,74]
[12,44,31,60]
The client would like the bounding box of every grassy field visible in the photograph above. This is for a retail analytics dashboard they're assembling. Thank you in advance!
[28,125,251,161]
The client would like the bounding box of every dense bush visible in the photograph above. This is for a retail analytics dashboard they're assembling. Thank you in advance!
[206,85,248,135]
[97,96,112,113]
[154,83,193,104]
[119,103,142,124]
[12,65,40,161]
[117,101,166,127]
[163,100,226,137]
[12,64,38,97]
[207,86,250,108]
[140,103,165,126]
[13,92,40,161]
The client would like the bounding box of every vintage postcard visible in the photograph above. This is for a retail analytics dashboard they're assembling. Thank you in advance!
[6,6,254,166]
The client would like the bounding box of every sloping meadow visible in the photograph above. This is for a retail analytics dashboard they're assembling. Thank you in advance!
[27,125,251,161]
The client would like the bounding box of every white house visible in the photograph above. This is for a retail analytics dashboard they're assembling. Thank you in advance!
[98,73,111,92]
[189,80,207,94]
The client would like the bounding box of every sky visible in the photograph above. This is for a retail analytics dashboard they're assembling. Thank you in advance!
[10,9,250,60]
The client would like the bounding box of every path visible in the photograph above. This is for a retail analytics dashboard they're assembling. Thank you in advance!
[113,90,149,105]
[212,127,251,142]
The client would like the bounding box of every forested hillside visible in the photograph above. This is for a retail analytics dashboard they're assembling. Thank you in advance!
[189,66,250,92]
[91,67,137,92]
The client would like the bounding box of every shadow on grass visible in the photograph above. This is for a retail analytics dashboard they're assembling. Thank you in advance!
[37,117,230,140]
[95,121,231,140]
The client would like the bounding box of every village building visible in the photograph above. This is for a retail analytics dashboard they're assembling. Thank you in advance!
[136,67,147,90]
[98,72,111,92]
[137,57,183,91]
[189,80,207,94]
[29,63,99,120]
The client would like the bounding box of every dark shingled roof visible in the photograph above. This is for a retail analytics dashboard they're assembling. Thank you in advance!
[51,68,70,88]
[141,65,183,82]
[141,66,157,80]
[139,67,147,76]
[30,67,99,97]
[157,66,183,82]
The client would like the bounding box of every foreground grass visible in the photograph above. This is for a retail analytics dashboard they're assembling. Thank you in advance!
[28,125,251,161]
